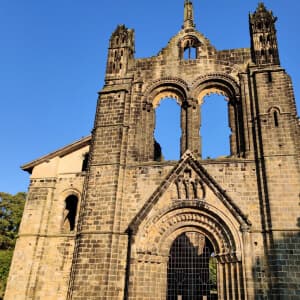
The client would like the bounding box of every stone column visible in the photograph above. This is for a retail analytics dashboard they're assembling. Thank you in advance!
[182,97,200,157]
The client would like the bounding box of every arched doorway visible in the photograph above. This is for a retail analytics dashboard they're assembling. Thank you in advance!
[130,204,248,300]
[167,232,217,300]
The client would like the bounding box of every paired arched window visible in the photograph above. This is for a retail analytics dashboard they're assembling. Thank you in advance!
[148,80,242,161]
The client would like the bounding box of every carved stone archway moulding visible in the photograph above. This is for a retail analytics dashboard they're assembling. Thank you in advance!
[132,203,243,264]
[142,73,241,110]
[191,73,241,104]
[129,203,248,300]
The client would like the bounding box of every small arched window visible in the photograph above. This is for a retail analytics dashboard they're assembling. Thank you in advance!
[273,110,279,127]
[259,35,264,43]
[180,36,200,60]
[269,107,280,128]
[184,46,197,60]
[63,195,78,232]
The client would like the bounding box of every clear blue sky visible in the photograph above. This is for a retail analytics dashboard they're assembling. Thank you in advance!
[0,1,299,194]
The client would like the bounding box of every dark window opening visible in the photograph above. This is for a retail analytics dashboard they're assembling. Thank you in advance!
[200,94,231,159]
[167,232,217,300]
[259,35,264,43]
[82,153,89,172]
[63,195,78,232]
[184,47,197,60]
[154,98,181,160]
[267,71,272,83]
[257,22,262,30]
[154,140,162,161]
[273,110,279,127]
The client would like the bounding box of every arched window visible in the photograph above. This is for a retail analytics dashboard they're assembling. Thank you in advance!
[200,94,231,159]
[259,35,264,43]
[273,110,279,127]
[63,195,78,232]
[167,232,217,299]
[154,98,181,160]
[180,36,200,60]
[184,46,197,60]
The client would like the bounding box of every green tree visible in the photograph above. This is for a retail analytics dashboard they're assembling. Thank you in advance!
[0,192,26,250]
[0,192,26,299]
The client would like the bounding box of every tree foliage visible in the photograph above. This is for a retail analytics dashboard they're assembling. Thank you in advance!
[0,250,13,299]
[0,192,26,250]
[0,192,26,299]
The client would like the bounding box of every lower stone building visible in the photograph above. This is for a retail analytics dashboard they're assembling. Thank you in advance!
[5,1,300,299]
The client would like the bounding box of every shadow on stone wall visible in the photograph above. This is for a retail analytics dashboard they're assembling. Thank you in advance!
[253,205,300,299]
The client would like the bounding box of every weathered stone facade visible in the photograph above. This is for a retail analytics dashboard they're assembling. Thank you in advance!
[5,1,300,299]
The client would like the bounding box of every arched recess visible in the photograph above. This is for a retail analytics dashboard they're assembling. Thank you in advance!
[61,189,81,232]
[268,106,282,128]
[191,74,245,158]
[178,35,201,60]
[140,79,191,161]
[129,205,247,300]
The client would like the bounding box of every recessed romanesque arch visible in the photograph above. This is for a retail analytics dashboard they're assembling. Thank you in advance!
[143,77,189,108]
[133,204,242,259]
[60,188,81,233]
[129,204,246,299]
[191,73,241,103]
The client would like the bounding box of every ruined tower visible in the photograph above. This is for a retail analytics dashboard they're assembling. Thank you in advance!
[5,2,300,299]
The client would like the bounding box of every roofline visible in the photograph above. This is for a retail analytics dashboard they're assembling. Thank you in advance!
[21,135,92,173]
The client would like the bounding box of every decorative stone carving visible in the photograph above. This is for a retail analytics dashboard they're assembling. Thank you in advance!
[174,167,206,200]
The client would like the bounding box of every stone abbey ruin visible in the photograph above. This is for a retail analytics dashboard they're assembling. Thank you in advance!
[5,1,300,299]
